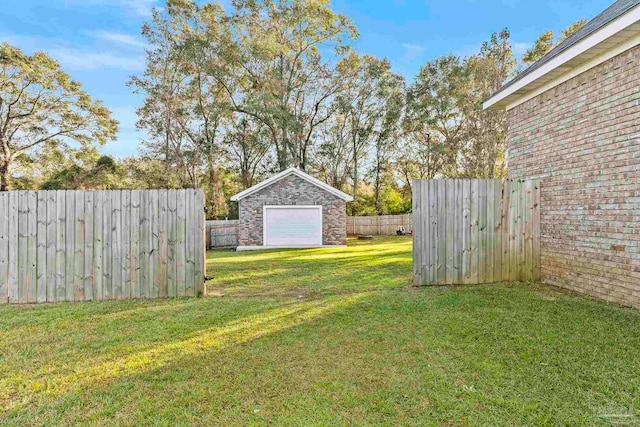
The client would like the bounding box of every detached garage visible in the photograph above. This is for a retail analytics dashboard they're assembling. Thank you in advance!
[231,168,353,251]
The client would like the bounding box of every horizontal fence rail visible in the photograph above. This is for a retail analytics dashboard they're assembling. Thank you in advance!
[0,189,205,304]
[412,179,541,286]
[207,220,239,248]
[347,214,412,236]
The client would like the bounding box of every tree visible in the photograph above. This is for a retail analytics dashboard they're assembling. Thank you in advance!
[224,117,272,189]
[522,19,587,66]
[368,65,404,214]
[0,42,118,191]
[405,54,466,177]
[222,0,358,171]
[333,54,402,214]
[40,155,119,190]
[522,31,553,66]
[558,18,587,43]
[459,29,515,178]
[131,2,233,217]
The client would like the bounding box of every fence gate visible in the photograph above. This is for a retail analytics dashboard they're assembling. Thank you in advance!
[0,189,205,304]
[412,179,540,286]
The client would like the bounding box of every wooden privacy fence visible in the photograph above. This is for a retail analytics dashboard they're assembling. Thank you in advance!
[208,220,239,248]
[412,179,540,286]
[0,189,205,304]
[347,215,412,235]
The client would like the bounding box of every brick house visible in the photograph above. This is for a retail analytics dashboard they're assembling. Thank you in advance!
[231,168,353,251]
[484,0,640,308]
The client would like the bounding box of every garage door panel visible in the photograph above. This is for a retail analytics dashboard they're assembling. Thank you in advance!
[264,206,322,246]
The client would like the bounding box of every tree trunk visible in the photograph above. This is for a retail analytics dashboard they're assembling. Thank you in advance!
[351,156,358,216]
[0,158,10,191]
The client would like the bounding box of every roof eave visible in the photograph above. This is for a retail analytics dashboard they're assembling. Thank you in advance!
[484,3,640,111]
[230,168,354,202]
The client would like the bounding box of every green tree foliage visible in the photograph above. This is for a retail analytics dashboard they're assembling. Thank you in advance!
[0,42,118,191]
[522,19,587,66]
[4,0,540,218]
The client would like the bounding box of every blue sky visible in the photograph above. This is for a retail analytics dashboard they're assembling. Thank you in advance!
[1,0,611,158]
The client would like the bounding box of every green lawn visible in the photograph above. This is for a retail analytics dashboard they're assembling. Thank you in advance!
[1,237,640,426]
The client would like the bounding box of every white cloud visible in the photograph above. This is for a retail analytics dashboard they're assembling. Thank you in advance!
[0,31,145,72]
[402,43,425,52]
[90,30,147,48]
[63,0,158,18]
[512,41,532,57]
[49,48,145,71]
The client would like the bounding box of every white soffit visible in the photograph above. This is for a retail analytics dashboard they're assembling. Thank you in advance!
[484,6,640,111]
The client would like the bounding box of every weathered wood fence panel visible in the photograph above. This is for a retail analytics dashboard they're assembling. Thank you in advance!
[412,179,540,286]
[207,220,239,248]
[0,189,205,304]
[347,215,412,236]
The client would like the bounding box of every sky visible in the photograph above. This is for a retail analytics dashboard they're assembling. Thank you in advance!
[1,0,612,158]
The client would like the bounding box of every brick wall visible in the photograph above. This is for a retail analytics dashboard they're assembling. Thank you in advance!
[507,45,640,308]
[238,174,347,247]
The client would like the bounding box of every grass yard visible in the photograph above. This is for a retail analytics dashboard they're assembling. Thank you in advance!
[1,237,640,426]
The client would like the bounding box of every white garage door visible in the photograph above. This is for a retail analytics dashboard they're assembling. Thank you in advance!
[263,206,323,246]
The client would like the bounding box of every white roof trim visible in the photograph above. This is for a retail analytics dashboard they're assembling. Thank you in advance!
[484,4,640,110]
[505,31,640,111]
[230,167,354,202]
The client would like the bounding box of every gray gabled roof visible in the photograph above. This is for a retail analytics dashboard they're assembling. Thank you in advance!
[494,0,640,96]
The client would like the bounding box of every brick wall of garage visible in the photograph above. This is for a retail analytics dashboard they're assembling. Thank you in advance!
[507,45,640,308]
[238,174,347,247]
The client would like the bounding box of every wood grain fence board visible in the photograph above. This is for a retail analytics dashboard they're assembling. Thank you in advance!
[25,191,37,303]
[167,191,177,298]
[45,191,57,302]
[185,190,195,296]
[454,180,463,284]
[518,181,527,281]
[469,181,479,284]
[36,191,47,303]
[104,192,113,300]
[93,191,103,301]
[113,191,123,300]
[421,180,429,284]
[477,180,487,284]
[121,190,131,300]
[54,191,65,302]
[532,180,541,280]
[501,180,511,281]
[0,192,8,304]
[130,191,140,299]
[461,180,471,284]
[428,180,437,284]
[83,192,94,301]
[16,192,26,303]
[2,189,205,304]
[508,181,518,281]
[445,180,454,285]
[150,190,159,298]
[412,180,421,284]
[524,180,533,281]
[436,180,446,284]
[485,179,496,283]
[138,191,149,299]
[63,192,74,301]
[492,181,502,282]
[158,189,168,298]
[7,192,18,303]
[346,214,413,236]
[73,191,85,302]
[412,179,541,286]
[195,189,205,296]
[176,190,186,297]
